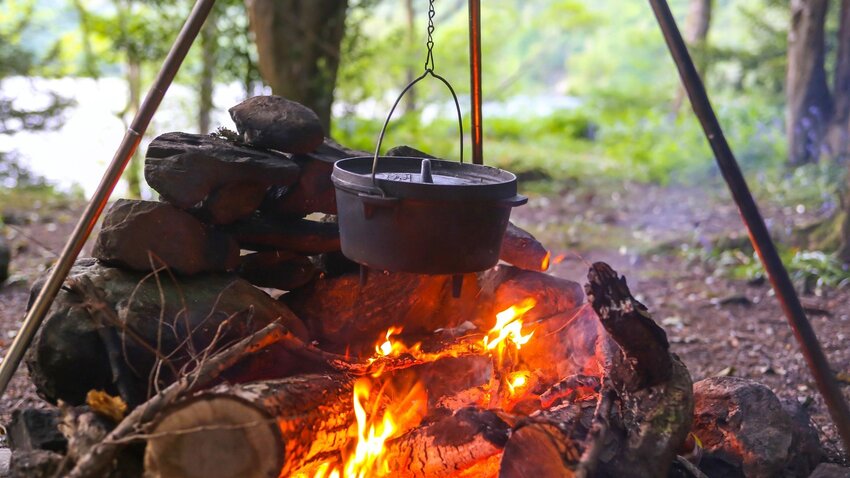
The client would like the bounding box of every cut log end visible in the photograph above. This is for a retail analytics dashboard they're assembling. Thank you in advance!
[143,396,282,478]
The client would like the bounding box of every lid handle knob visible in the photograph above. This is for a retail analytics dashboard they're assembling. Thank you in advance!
[420,159,434,184]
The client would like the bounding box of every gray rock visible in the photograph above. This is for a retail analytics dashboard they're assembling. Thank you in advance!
[144,132,299,220]
[92,199,239,275]
[25,259,309,406]
[386,145,436,159]
[9,449,61,478]
[0,233,9,284]
[229,96,324,154]
[8,408,65,453]
[781,398,824,477]
[809,463,850,477]
[692,376,794,478]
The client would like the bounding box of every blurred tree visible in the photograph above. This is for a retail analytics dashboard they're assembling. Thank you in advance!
[0,2,70,188]
[671,0,713,115]
[246,0,349,131]
[786,0,831,166]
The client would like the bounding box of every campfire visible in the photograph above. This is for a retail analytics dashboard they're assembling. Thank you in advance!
[7,95,705,478]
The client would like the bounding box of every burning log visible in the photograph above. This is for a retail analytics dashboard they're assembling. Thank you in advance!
[500,222,550,272]
[384,407,510,478]
[144,375,352,478]
[283,270,457,353]
[65,322,294,478]
[496,262,693,478]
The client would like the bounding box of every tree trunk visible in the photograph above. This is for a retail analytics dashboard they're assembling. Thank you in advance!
[671,0,713,115]
[827,0,850,158]
[787,0,833,166]
[245,0,348,132]
[198,4,218,135]
[834,1,850,262]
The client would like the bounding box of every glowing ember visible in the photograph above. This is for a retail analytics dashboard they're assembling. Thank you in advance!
[551,252,567,264]
[506,370,531,397]
[483,298,536,357]
[541,251,551,270]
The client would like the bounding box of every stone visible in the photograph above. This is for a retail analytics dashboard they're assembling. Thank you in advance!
[144,132,299,217]
[7,408,66,453]
[261,138,367,217]
[0,232,9,284]
[226,215,340,254]
[809,463,850,477]
[692,376,795,478]
[8,449,62,478]
[229,96,324,154]
[781,398,824,477]
[92,199,239,275]
[25,259,310,406]
[197,180,270,225]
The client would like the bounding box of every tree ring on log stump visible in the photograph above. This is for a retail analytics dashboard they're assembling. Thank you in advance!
[143,395,283,478]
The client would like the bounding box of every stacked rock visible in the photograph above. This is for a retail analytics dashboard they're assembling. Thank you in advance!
[92,96,364,290]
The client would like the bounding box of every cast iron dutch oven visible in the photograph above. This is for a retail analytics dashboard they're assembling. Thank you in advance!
[331,155,527,274]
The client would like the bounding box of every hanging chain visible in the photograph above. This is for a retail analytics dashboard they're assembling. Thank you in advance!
[424,0,436,72]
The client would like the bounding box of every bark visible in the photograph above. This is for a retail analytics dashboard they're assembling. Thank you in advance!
[787,0,832,165]
[66,322,292,478]
[144,375,351,478]
[245,0,349,131]
[198,4,218,135]
[672,0,714,115]
[826,1,850,261]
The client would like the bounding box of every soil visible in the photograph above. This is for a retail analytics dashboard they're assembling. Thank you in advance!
[0,180,848,465]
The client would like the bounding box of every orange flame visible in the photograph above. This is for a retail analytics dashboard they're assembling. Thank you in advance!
[306,377,427,478]
[483,298,536,359]
[374,327,421,358]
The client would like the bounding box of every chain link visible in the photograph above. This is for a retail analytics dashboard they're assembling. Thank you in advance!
[424,0,436,72]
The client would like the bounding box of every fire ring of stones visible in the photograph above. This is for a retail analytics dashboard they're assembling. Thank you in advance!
[8,96,830,478]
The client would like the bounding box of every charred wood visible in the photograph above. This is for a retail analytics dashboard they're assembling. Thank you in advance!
[227,215,341,254]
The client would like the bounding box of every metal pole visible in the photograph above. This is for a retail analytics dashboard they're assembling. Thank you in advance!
[468,0,484,164]
[0,0,217,396]
[648,0,850,452]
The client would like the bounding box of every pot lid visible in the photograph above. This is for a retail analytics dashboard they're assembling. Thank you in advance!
[332,156,520,201]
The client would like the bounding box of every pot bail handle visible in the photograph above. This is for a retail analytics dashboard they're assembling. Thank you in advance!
[371,70,465,189]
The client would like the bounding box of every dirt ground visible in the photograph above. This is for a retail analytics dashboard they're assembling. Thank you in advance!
[0,180,848,464]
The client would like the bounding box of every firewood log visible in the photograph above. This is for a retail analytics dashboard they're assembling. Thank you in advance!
[385,407,510,478]
[143,375,351,478]
[499,222,550,272]
[226,215,341,254]
[497,262,693,478]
